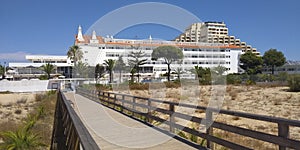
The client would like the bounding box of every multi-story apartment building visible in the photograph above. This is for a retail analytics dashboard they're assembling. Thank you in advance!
[200,21,228,42]
[75,26,242,81]
[175,23,203,42]
[175,22,260,55]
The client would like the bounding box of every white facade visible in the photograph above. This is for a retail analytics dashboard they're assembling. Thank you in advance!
[8,55,73,79]
[9,55,73,68]
[76,26,243,75]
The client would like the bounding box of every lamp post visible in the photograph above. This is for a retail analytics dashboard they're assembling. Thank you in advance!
[0,62,2,79]
[4,62,6,78]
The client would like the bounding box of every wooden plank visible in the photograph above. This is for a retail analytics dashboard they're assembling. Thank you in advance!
[206,110,213,149]
[173,112,205,124]
[278,123,289,150]
[211,121,300,149]
[172,123,252,150]
[170,104,175,133]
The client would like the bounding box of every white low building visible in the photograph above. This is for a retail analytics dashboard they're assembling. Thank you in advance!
[8,55,73,80]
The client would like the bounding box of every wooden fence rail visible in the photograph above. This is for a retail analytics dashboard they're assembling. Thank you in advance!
[50,90,100,150]
[77,88,300,150]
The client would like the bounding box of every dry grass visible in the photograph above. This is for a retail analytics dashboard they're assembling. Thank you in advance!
[213,129,277,150]
[14,109,22,114]
[0,91,57,148]
[231,116,240,121]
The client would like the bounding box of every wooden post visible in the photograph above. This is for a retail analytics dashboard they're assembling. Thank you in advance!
[147,99,151,123]
[278,123,289,150]
[132,97,136,117]
[107,93,111,107]
[121,95,125,112]
[93,90,97,101]
[169,104,175,133]
[114,94,117,109]
[102,92,105,105]
[51,94,67,150]
[96,91,99,100]
[206,110,213,149]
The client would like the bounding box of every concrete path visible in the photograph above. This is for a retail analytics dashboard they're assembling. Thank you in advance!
[64,92,198,150]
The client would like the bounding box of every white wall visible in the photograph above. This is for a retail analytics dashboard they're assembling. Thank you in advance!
[0,80,49,92]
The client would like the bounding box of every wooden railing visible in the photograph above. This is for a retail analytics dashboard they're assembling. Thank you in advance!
[50,90,100,150]
[77,88,300,150]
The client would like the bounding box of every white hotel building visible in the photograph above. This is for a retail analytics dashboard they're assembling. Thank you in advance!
[75,26,243,78]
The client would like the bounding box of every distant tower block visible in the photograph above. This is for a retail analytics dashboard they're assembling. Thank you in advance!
[77,25,85,42]
[90,30,99,44]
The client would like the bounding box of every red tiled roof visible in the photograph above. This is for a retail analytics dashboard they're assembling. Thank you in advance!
[75,35,241,49]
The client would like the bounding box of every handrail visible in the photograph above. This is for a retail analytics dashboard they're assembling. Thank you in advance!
[77,88,300,150]
[91,90,300,127]
[50,90,100,150]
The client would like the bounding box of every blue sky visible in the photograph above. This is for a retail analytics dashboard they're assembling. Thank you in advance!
[0,0,300,62]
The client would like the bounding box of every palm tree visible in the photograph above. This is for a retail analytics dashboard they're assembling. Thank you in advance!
[0,109,45,150]
[173,67,185,80]
[73,61,89,78]
[130,68,137,83]
[0,65,4,78]
[128,50,147,82]
[67,45,83,66]
[192,66,211,84]
[95,64,106,84]
[104,59,116,83]
[1,129,44,150]
[115,56,126,83]
[41,63,55,79]
[212,65,227,76]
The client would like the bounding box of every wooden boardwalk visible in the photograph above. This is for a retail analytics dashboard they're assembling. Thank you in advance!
[64,92,198,150]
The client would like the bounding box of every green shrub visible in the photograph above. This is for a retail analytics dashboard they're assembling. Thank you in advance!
[129,83,149,90]
[95,84,112,91]
[226,74,242,85]
[256,74,275,82]
[39,75,48,80]
[189,128,198,143]
[276,72,288,82]
[288,74,300,92]
[46,90,56,96]
[246,79,256,85]
[164,82,181,88]
[177,131,188,139]
[0,91,12,94]
[199,74,212,85]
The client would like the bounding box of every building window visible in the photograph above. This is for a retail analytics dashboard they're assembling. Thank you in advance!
[57,61,67,63]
